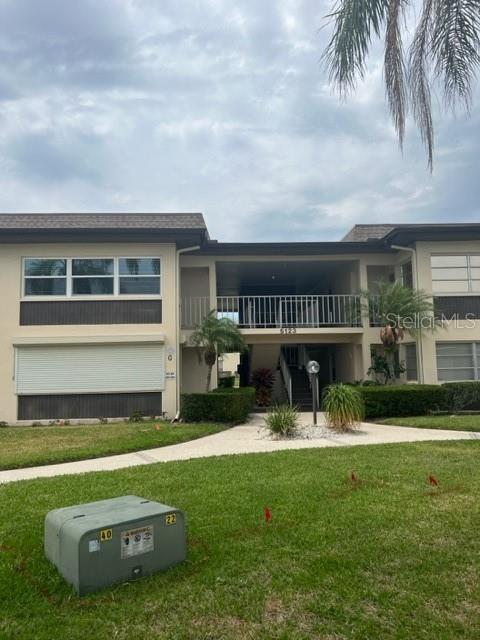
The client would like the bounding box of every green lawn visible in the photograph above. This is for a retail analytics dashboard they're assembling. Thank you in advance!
[0,421,226,471]
[378,414,480,432]
[1,442,480,639]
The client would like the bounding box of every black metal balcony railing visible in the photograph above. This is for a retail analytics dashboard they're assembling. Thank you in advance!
[181,295,362,329]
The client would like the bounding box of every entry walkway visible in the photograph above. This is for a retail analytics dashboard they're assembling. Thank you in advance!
[1,413,478,484]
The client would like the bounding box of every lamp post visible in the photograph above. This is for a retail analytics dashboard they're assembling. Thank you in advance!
[306,360,320,426]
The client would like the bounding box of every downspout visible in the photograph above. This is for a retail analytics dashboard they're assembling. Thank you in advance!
[390,243,425,384]
[175,244,201,418]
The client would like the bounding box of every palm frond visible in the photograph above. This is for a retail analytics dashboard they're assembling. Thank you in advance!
[190,310,247,356]
[361,280,435,338]
[322,0,480,169]
[431,0,480,109]
[384,0,407,147]
[323,0,390,95]
[408,0,435,169]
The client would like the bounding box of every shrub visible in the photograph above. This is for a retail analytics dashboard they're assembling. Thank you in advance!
[442,381,480,413]
[322,384,364,432]
[218,376,235,388]
[251,368,274,406]
[129,410,144,423]
[265,405,299,438]
[357,384,447,419]
[181,387,255,423]
[367,352,406,384]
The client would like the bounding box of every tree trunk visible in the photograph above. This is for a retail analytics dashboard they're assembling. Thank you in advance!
[385,348,396,384]
[206,365,213,392]
[204,348,217,392]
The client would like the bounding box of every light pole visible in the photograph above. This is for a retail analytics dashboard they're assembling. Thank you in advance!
[306,360,320,426]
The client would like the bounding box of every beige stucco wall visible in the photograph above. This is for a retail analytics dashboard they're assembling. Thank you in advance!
[180,346,215,393]
[367,264,395,290]
[180,267,210,298]
[219,352,240,375]
[414,240,480,384]
[249,343,281,373]
[0,243,179,422]
[334,343,364,383]
[179,255,216,306]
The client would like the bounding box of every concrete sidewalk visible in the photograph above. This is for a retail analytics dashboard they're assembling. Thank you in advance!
[1,413,478,484]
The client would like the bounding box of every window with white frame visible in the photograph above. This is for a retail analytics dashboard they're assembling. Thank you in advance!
[119,258,161,294]
[72,259,115,295]
[436,342,480,381]
[431,254,480,294]
[24,259,67,296]
[404,343,418,380]
[23,257,161,297]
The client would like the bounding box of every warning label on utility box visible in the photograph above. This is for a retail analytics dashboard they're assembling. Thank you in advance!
[120,525,154,559]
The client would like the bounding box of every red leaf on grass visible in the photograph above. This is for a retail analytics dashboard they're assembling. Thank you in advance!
[428,474,439,487]
[351,471,358,483]
[264,506,272,523]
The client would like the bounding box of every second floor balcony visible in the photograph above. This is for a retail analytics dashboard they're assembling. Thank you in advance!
[181,294,362,330]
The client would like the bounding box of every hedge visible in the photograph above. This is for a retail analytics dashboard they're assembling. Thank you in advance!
[210,387,254,395]
[218,376,235,388]
[358,384,447,419]
[181,387,255,423]
[442,381,480,413]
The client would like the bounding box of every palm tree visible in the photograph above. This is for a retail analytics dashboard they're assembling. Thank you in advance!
[322,0,480,169]
[362,280,435,381]
[190,311,247,392]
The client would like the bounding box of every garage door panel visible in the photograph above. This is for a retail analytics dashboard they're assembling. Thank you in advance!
[16,344,165,395]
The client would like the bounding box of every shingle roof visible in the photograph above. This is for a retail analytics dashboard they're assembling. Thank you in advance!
[0,213,206,230]
[342,224,395,242]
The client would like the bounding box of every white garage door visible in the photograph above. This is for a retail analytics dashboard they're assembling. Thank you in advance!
[15,343,165,395]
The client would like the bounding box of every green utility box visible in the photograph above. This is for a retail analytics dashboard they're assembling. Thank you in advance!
[44,495,186,595]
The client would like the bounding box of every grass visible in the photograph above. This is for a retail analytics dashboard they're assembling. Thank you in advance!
[0,421,226,471]
[1,441,480,639]
[378,414,480,432]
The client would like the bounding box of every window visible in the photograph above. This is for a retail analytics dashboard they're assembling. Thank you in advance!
[401,261,413,289]
[119,258,160,294]
[72,259,114,295]
[24,259,67,296]
[431,254,480,294]
[404,343,418,380]
[436,342,480,381]
[23,257,161,298]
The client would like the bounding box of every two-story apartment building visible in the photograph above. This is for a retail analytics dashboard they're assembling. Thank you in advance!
[1,214,480,423]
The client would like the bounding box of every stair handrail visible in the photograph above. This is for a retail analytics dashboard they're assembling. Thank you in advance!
[279,351,293,406]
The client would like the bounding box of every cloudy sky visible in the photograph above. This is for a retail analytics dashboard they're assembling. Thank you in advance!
[0,0,478,241]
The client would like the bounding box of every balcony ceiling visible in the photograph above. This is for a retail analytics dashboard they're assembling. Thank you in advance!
[216,260,356,296]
